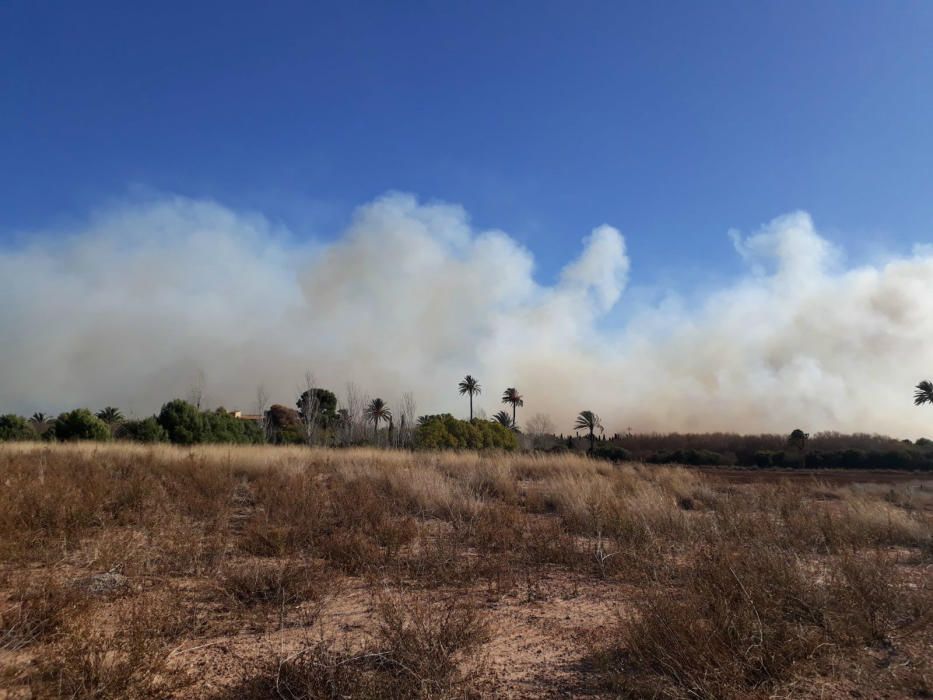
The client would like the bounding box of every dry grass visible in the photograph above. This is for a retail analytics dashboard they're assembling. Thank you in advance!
[0,442,930,698]
[222,591,488,699]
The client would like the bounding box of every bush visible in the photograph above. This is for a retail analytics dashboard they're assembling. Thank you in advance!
[593,445,632,462]
[414,414,517,450]
[202,409,263,444]
[157,399,205,445]
[605,542,830,697]
[225,593,487,699]
[54,409,111,441]
[0,414,37,442]
[117,417,168,443]
[646,448,728,466]
[156,400,262,445]
[216,561,324,608]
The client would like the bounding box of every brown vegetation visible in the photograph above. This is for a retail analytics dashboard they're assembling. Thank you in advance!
[0,443,930,698]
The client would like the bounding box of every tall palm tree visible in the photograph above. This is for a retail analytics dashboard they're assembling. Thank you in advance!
[492,410,513,429]
[29,412,47,426]
[458,375,481,421]
[96,407,124,426]
[501,387,524,429]
[914,380,933,406]
[365,398,392,439]
[574,410,604,454]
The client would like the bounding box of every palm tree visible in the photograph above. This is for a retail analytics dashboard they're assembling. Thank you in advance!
[574,410,604,454]
[96,407,124,426]
[501,388,524,429]
[914,380,933,406]
[492,410,513,429]
[29,412,47,426]
[458,375,481,421]
[365,398,392,439]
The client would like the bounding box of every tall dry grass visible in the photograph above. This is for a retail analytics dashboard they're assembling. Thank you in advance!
[1,442,930,698]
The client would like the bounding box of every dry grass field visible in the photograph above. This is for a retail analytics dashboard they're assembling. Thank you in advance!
[1,443,931,699]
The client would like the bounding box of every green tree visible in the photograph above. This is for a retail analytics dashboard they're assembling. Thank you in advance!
[118,417,168,443]
[0,415,37,441]
[54,409,111,442]
[296,388,338,427]
[415,413,517,450]
[96,407,124,426]
[574,410,603,454]
[157,399,205,445]
[501,387,524,429]
[365,398,392,439]
[492,410,514,429]
[458,375,481,421]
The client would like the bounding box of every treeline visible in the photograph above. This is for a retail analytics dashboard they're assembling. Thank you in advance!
[0,402,264,445]
[587,431,933,471]
[4,394,932,469]
[0,395,517,451]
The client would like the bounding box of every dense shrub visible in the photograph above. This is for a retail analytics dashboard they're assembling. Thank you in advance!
[0,414,37,442]
[117,417,168,443]
[156,400,263,445]
[53,409,111,442]
[415,414,517,450]
[202,409,263,444]
[646,448,731,466]
[157,399,205,445]
[593,444,632,462]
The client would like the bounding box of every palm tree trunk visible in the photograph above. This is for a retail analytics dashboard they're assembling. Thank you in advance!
[469,394,473,422]
[588,428,595,454]
[512,404,516,428]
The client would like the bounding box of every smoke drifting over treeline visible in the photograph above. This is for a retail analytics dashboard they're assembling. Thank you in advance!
[2,192,932,437]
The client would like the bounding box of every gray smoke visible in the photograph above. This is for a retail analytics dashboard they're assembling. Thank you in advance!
[2,192,932,437]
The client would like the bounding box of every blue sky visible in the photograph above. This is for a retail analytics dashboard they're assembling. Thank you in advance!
[3,1,933,290]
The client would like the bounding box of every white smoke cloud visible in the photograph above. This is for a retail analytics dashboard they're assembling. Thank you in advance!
[2,192,932,437]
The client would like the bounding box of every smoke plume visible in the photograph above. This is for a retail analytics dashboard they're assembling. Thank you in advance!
[2,192,932,437]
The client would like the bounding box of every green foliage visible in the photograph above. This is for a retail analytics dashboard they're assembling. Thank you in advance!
[458,375,481,420]
[0,414,38,441]
[365,398,392,433]
[203,409,264,444]
[96,407,124,425]
[157,399,205,445]
[414,414,517,451]
[156,399,263,445]
[118,417,168,443]
[54,409,111,442]
[297,388,338,427]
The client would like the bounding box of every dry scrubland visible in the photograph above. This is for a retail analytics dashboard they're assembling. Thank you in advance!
[1,444,932,699]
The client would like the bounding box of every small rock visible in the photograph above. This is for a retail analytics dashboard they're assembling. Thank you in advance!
[76,571,129,596]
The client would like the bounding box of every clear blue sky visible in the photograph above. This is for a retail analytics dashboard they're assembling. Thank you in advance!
[3,1,932,288]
